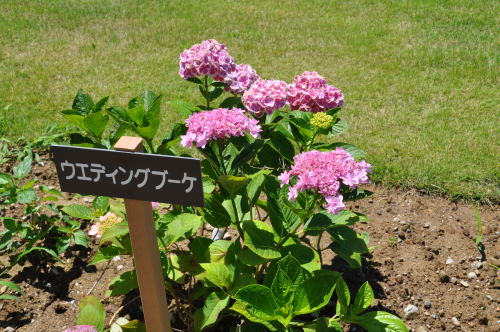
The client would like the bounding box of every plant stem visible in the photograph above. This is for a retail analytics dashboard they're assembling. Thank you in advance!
[204,76,210,108]
[316,232,323,266]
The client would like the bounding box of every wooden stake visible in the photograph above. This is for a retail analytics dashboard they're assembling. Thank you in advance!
[115,136,172,332]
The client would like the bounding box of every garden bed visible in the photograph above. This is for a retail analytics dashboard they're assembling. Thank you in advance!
[1,153,498,332]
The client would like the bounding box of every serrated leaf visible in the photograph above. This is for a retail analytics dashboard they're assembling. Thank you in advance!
[106,270,138,297]
[16,188,37,204]
[169,100,198,118]
[349,311,409,332]
[233,284,280,321]
[73,230,89,247]
[194,291,230,332]
[243,220,280,260]
[292,270,340,315]
[159,213,203,246]
[62,204,94,220]
[281,244,321,273]
[352,281,374,315]
[304,210,361,235]
[76,296,106,331]
[90,245,123,265]
[83,111,109,138]
[199,262,235,290]
[92,196,110,215]
[202,194,232,228]
[328,226,369,268]
[218,175,250,196]
[13,154,32,179]
[72,90,94,115]
[329,119,348,137]
[100,222,129,243]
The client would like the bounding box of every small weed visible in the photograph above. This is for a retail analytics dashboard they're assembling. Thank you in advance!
[473,207,486,261]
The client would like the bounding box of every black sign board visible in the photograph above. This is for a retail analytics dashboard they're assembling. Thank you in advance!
[51,145,204,207]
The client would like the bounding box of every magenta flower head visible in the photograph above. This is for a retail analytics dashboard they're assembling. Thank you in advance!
[287,71,344,113]
[278,148,371,214]
[224,64,260,95]
[181,108,261,148]
[179,39,235,81]
[62,326,98,332]
[242,79,288,116]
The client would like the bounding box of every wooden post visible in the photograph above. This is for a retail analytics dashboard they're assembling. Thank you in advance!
[114,136,172,332]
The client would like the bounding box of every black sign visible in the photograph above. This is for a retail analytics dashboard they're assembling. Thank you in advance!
[51,145,204,207]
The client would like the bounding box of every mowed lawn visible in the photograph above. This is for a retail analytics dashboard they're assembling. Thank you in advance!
[0,0,498,202]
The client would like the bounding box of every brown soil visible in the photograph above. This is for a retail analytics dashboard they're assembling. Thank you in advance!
[1,154,499,331]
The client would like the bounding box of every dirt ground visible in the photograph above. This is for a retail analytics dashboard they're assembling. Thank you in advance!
[0,154,498,332]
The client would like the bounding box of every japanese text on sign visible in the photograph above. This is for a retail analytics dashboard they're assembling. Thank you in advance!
[51,145,204,207]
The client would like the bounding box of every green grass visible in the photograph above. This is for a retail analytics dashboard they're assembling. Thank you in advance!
[0,0,498,202]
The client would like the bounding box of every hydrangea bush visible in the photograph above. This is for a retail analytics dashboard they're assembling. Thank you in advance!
[61,40,408,332]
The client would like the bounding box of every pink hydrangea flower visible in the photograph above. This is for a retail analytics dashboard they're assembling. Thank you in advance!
[224,64,260,95]
[62,325,98,332]
[151,202,160,209]
[181,108,261,148]
[242,79,288,116]
[287,71,344,113]
[179,39,235,81]
[278,148,371,214]
[88,212,123,238]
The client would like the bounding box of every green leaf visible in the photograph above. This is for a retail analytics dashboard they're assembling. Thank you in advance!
[328,226,369,268]
[314,142,365,160]
[208,240,233,263]
[169,100,198,118]
[292,270,340,315]
[243,220,281,260]
[73,230,89,247]
[194,291,230,332]
[188,237,213,263]
[219,96,243,109]
[160,213,203,246]
[93,196,110,215]
[83,111,109,139]
[264,176,300,237]
[328,119,348,137]
[202,194,232,228]
[76,296,105,331]
[264,253,310,291]
[92,96,109,113]
[15,246,63,264]
[218,175,250,196]
[304,210,361,235]
[16,188,37,204]
[106,270,138,297]
[231,139,265,171]
[303,318,344,332]
[62,204,94,220]
[61,110,86,129]
[72,90,94,115]
[199,262,235,290]
[349,311,409,332]
[107,106,132,126]
[56,237,71,254]
[270,268,294,307]
[100,221,129,243]
[187,77,203,84]
[121,320,147,332]
[239,247,269,266]
[0,294,20,301]
[335,276,351,310]
[281,244,321,273]
[90,245,123,265]
[13,154,32,179]
[68,133,96,147]
[0,173,13,185]
[352,281,374,315]
[233,284,280,321]
[0,280,22,293]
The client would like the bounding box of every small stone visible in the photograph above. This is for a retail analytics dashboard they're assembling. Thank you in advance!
[450,277,457,284]
[392,217,400,222]
[486,295,493,301]
[376,210,382,215]
[116,264,124,271]
[415,327,428,332]
[423,300,432,309]
[223,232,231,240]
[471,261,483,269]
[451,317,460,326]
[403,304,419,319]
[423,223,430,228]
[467,272,477,279]
[438,270,449,283]
[460,280,469,287]
[4,327,15,332]
[0,286,6,293]
[446,258,454,265]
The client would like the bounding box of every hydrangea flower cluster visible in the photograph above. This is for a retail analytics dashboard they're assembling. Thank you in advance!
[224,64,260,95]
[242,79,288,116]
[181,108,261,148]
[287,71,344,113]
[62,326,98,332]
[179,39,235,81]
[88,212,123,238]
[310,112,334,129]
[278,148,372,214]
